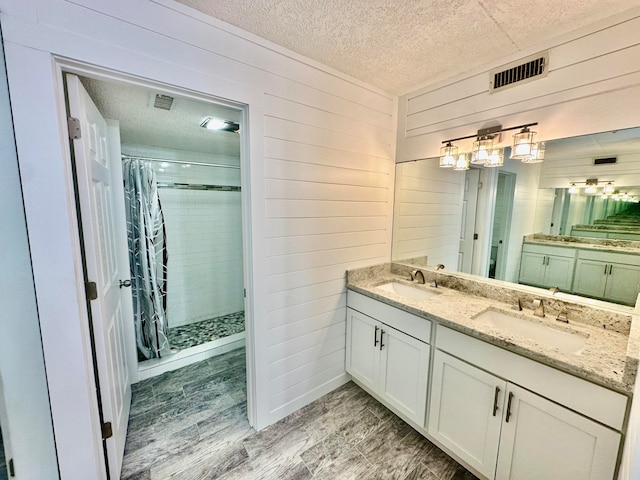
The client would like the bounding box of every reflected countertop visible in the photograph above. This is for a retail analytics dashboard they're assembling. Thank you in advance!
[523,233,640,254]
[346,263,639,395]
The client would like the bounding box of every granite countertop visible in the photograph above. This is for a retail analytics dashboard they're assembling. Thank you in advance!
[347,264,639,395]
[572,224,640,233]
[523,233,640,255]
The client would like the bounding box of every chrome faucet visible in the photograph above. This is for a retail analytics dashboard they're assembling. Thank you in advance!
[410,269,425,284]
[431,278,438,288]
[532,299,545,317]
[511,298,522,311]
[549,286,559,294]
[436,264,445,271]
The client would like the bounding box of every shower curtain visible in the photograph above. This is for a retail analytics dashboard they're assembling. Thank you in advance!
[123,157,170,359]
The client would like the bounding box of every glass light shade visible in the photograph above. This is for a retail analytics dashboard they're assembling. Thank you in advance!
[471,138,493,164]
[484,148,504,167]
[522,141,545,163]
[453,153,470,171]
[604,182,615,194]
[585,184,597,194]
[601,193,608,199]
[511,128,536,159]
[439,143,458,168]
[568,183,579,194]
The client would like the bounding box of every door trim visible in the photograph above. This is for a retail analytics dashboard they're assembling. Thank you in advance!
[52,56,258,467]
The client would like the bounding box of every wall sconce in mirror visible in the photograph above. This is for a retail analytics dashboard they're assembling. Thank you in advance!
[439,122,545,170]
[567,178,617,196]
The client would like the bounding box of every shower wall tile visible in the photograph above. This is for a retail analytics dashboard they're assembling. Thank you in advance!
[123,145,244,328]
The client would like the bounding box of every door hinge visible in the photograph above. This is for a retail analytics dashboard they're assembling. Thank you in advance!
[8,458,15,477]
[85,281,98,301]
[68,117,81,139]
[473,233,479,240]
[101,421,113,440]
[478,181,483,189]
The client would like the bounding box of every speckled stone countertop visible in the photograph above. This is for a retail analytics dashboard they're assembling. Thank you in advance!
[347,263,640,395]
[523,233,640,254]
[572,224,640,233]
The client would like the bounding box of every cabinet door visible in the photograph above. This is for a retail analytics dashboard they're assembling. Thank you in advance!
[544,255,575,291]
[518,252,546,286]
[428,350,505,479]
[378,325,430,425]
[345,308,379,391]
[496,384,620,480]
[573,259,608,298]
[605,263,640,305]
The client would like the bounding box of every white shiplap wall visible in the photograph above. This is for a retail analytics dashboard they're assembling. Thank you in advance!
[0,0,395,476]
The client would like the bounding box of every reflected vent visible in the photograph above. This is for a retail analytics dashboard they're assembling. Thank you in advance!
[153,94,174,110]
[490,51,549,93]
[594,157,617,165]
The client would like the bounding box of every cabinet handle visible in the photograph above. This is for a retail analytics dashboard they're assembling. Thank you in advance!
[492,386,500,416]
[608,264,613,275]
[505,392,514,423]
[379,329,385,351]
[604,264,608,275]
[374,325,379,347]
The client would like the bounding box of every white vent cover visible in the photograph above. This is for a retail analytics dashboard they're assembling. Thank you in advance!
[153,94,174,110]
[490,51,549,93]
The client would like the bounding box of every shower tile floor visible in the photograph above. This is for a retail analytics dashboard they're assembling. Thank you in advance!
[168,311,244,350]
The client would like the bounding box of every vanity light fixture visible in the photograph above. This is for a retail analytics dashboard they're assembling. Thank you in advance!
[439,142,458,168]
[453,153,470,171]
[567,178,615,195]
[440,122,543,170]
[485,148,504,167]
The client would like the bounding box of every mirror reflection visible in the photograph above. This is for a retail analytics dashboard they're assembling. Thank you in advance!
[392,127,640,306]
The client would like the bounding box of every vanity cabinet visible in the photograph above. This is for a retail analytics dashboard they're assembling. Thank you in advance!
[573,250,640,305]
[430,326,625,480]
[518,244,575,291]
[346,291,431,425]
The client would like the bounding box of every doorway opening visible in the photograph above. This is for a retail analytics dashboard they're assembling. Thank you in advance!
[489,172,516,280]
[63,67,252,479]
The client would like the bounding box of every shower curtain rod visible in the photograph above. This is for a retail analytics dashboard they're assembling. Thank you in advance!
[122,155,240,170]
[157,182,241,192]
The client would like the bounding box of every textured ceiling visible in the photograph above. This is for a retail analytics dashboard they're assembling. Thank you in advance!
[176,0,636,94]
[81,77,241,158]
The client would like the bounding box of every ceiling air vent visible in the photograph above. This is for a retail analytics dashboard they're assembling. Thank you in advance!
[490,51,549,94]
[594,157,617,165]
[153,94,174,110]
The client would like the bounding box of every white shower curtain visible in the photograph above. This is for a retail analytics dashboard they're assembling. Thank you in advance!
[122,157,170,359]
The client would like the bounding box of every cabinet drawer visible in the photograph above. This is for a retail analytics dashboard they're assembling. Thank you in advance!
[347,290,431,343]
[577,248,640,266]
[522,243,576,258]
[436,325,627,430]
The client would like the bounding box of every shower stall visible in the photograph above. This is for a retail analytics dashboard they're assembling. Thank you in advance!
[122,153,245,374]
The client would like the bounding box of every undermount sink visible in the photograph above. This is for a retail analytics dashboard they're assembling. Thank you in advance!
[376,282,440,301]
[472,308,588,354]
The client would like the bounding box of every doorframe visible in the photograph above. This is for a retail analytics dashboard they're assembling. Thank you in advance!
[491,171,516,281]
[52,56,258,460]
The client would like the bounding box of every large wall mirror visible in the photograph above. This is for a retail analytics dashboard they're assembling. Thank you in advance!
[391,126,640,306]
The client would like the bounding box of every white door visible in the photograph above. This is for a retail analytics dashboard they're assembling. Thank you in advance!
[496,384,620,480]
[459,169,480,273]
[67,73,132,479]
[345,308,378,391]
[378,325,430,425]
[428,350,505,479]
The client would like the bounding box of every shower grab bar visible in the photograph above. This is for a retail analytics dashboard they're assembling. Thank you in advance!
[122,155,240,170]
[157,182,241,192]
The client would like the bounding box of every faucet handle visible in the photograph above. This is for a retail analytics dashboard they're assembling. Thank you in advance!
[511,298,522,311]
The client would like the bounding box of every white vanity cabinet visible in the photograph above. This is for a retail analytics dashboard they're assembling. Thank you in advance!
[518,243,575,291]
[430,326,625,480]
[573,250,640,305]
[346,291,431,426]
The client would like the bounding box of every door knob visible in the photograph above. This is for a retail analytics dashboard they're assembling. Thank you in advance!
[119,279,132,288]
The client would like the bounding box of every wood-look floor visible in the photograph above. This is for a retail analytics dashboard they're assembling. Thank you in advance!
[121,348,477,480]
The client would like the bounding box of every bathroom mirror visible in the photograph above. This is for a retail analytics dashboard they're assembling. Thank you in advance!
[391,126,640,304]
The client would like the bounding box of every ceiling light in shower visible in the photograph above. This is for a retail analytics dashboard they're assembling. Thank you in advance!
[200,116,240,132]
